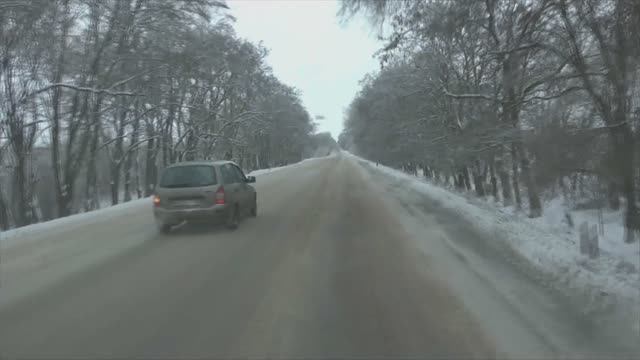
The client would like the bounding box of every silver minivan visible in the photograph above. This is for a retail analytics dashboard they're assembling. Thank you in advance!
[152,161,257,233]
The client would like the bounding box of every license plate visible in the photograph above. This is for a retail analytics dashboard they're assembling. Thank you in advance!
[174,200,199,207]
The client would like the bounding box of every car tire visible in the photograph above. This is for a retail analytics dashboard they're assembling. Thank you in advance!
[250,200,257,217]
[159,224,171,234]
[226,205,239,230]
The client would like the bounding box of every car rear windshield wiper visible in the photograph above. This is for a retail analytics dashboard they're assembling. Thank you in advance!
[163,183,193,188]
[162,182,216,188]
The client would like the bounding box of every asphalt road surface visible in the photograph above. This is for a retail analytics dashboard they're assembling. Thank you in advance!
[0,155,632,358]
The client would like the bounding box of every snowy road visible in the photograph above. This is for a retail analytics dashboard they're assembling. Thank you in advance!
[0,154,636,358]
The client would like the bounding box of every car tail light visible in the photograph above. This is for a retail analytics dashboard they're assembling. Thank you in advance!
[215,186,225,205]
[153,195,161,207]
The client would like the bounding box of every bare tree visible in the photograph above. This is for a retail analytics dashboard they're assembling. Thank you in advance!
[341,0,639,242]
[0,0,317,230]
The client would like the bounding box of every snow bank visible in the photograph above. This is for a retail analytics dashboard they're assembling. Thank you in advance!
[539,198,638,270]
[247,153,337,177]
[247,164,293,176]
[1,197,150,246]
[346,152,639,319]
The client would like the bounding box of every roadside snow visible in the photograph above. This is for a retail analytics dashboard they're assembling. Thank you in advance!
[538,198,638,271]
[346,152,640,321]
[1,198,150,246]
[247,153,338,177]
[0,197,154,308]
[247,153,338,176]
[247,164,293,176]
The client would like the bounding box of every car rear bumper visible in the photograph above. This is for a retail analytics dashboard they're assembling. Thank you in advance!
[153,204,229,225]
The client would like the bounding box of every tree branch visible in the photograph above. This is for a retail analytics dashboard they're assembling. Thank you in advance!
[115,136,159,167]
[484,0,501,47]
[523,86,583,102]
[443,88,496,102]
[490,42,541,55]
[24,83,141,103]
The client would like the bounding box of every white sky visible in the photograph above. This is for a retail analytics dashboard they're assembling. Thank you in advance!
[227,0,381,139]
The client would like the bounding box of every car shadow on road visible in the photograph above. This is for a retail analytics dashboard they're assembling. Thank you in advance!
[162,222,230,237]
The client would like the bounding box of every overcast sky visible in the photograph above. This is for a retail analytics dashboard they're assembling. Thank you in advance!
[228,0,381,139]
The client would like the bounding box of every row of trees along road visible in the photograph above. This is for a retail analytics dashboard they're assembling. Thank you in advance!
[0,0,315,230]
[339,0,640,243]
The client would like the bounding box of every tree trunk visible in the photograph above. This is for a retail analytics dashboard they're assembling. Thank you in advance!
[12,156,29,227]
[83,169,96,212]
[144,124,158,196]
[110,162,122,205]
[184,132,198,161]
[462,167,472,191]
[489,157,499,201]
[474,173,486,197]
[123,110,140,201]
[611,125,638,242]
[517,142,542,217]
[123,144,135,202]
[511,144,522,210]
[570,173,578,198]
[123,144,138,203]
[608,181,620,210]
[110,112,127,206]
[560,176,568,201]
[134,149,142,199]
[84,124,100,211]
[0,192,10,230]
[455,173,464,189]
[496,155,512,205]
[162,80,176,167]
[0,136,9,225]
[473,160,486,197]
[51,0,71,218]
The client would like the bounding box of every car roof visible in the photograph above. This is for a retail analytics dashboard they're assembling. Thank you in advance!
[164,160,237,169]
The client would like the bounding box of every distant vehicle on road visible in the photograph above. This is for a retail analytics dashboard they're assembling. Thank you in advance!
[153,161,257,233]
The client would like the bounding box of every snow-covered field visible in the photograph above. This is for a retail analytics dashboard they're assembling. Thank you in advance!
[347,152,640,336]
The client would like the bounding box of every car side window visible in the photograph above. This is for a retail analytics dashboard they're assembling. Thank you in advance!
[220,165,236,184]
[232,165,246,183]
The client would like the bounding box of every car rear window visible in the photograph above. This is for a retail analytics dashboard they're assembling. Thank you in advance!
[159,165,218,188]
